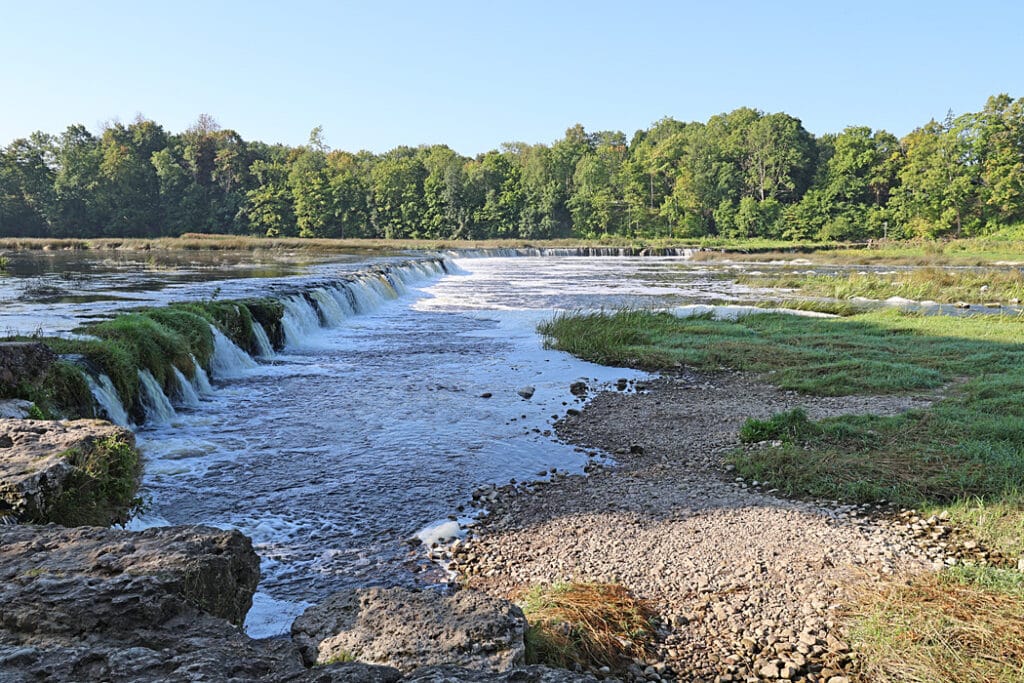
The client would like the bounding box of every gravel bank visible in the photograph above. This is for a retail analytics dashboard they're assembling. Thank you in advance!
[450,371,949,682]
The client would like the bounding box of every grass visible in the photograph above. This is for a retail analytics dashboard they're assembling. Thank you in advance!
[0,359,96,420]
[45,433,141,526]
[849,566,1024,682]
[738,267,1024,304]
[517,582,657,675]
[539,308,1024,542]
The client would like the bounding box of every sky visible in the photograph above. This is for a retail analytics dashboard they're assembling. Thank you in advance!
[2,0,1023,155]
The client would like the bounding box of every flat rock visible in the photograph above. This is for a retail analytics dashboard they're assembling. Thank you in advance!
[0,524,260,634]
[292,587,527,673]
[0,418,136,524]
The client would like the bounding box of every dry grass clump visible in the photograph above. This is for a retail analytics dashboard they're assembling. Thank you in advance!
[517,582,658,674]
[849,568,1024,683]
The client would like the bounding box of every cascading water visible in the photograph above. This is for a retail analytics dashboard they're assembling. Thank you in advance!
[172,367,202,408]
[84,373,131,427]
[252,322,275,358]
[136,369,176,426]
[309,289,348,326]
[281,296,322,347]
[209,326,258,379]
[190,356,214,396]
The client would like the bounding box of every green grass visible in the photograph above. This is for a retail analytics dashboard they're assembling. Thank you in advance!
[540,308,1024,550]
[738,266,1024,304]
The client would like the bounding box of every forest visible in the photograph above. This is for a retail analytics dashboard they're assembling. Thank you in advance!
[1,94,1022,242]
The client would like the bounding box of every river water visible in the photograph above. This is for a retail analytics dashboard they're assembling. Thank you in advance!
[0,249,1013,636]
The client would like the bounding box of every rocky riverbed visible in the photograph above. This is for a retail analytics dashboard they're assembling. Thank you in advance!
[449,371,990,682]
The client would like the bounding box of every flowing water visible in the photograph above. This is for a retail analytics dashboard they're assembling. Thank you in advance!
[2,249,1018,637]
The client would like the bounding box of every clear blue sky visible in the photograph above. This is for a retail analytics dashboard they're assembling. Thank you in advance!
[2,0,1022,155]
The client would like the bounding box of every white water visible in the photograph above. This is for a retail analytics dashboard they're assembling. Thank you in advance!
[190,356,215,396]
[172,367,202,408]
[136,369,176,426]
[252,322,275,358]
[209,326,258,379]
[84,373,131,427]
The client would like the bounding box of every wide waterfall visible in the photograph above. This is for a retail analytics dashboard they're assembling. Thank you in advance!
[252,322,275,358]
[171,367,202,408]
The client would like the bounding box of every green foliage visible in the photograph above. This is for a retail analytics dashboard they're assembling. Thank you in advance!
[170,300,255,352]
[5,93,1024,241]
[241,298,285,350]
[86,314,194,391]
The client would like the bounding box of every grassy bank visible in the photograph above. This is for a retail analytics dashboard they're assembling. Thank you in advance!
[540,308,1024,681]
[738,266,1024,305]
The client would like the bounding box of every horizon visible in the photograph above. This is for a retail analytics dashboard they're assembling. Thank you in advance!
[2,1,1023,155]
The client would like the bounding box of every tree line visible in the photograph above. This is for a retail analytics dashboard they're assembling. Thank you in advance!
[2,95,1023,241]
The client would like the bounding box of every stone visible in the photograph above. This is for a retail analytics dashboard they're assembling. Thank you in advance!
[292,586,527,673]
[0,419,138,525]
[0,524,274,682]
[517,386,536,400]
[569,381,588,397]
[0,400,34,419]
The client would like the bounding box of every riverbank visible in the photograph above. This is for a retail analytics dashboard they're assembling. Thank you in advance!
[467,309,1023,682]
[454,372,949,681]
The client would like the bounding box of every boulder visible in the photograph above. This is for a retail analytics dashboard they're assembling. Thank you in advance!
[292,587,527,673]
[0,524,260,633]
[517,386,536,400]
[0,524,274,682]
[0,418,138,525]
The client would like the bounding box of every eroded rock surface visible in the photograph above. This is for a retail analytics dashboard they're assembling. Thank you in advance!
[405,666,598,682]
[0,418,136,524]
[292,586,527,674]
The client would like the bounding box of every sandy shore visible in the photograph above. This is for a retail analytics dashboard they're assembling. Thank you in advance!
[451,371,945,682]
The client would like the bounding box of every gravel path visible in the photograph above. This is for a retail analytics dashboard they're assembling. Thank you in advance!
[450,371,943,682]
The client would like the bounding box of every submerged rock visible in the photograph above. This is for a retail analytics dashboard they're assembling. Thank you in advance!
[0,418,138,525]
[292,586,527,673]
[516,386,536,400]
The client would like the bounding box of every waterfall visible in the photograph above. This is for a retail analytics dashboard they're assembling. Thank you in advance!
[252,321,275,358]
[172,367,202,408]
[210,325,258,378]
[190,355,214,396]
[137,369,176,426]
[84,373,131,427]
[326,285,357,317]
[281,296,323,347]
[310,288,348,326]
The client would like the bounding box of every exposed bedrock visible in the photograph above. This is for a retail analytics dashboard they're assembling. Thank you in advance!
[292,586,528,673]
[0,418,138,525]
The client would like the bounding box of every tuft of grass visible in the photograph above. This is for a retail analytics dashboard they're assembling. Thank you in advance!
[849,567,1024,683]
[738,408,816,443]
[517,582,657,674]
